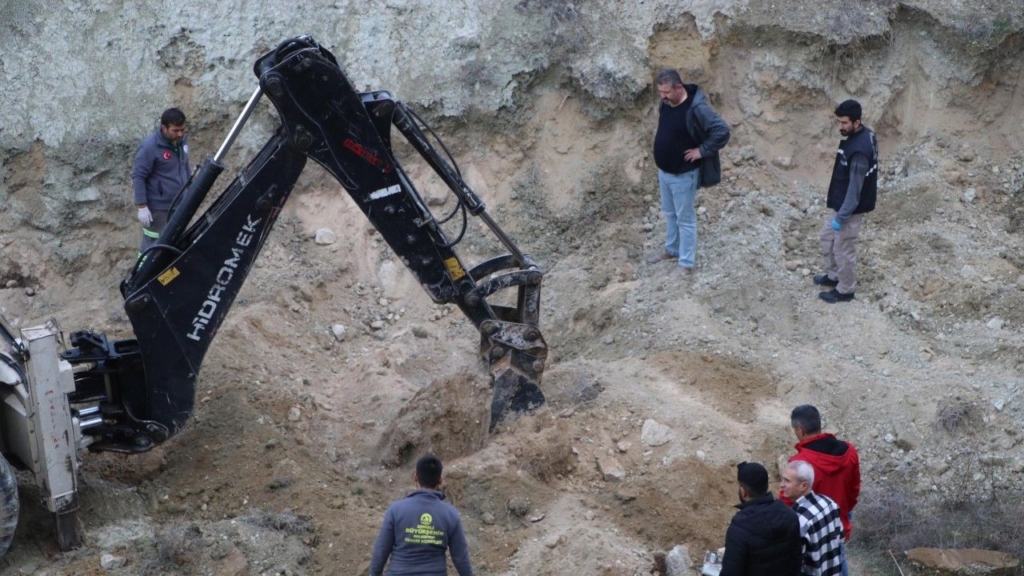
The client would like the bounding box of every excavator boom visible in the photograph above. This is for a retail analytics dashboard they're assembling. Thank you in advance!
[63,36,547,454]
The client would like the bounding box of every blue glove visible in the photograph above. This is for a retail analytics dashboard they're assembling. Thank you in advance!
[831,219,841,231]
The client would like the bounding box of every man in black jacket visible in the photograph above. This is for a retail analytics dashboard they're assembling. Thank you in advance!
[647,68,730,276]
[814,99,878,303]
[720,461,802,576]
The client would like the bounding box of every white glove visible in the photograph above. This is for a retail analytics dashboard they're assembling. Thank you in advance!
[137,206,153,227]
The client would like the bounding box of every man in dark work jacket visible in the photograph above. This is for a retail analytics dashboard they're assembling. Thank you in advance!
[369,455,473,576]
[647,68,730,275]
[720,461,802,576]
[814,99,878,303]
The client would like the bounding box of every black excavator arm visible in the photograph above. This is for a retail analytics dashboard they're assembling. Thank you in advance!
[61,36,546,453]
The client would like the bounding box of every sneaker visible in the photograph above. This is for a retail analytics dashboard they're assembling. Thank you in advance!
[645,251,677,264]
[819,289,854,303]
[813,274,839,287]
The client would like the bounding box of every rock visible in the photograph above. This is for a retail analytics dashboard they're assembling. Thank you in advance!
[731,146,758,166]
[506,497,530,517]
[993,399,1005,411]
[268,476,293,490]
[956,144,976,163]
[922,277,944,296]
[884,433,895,443]
[331,324,346,341]
[370,320,385,330]
[614,488,637,502]
[906,548,1019,574]
[100,554,127,570]
[617,441,631,453]
[597,455,626,481]
[962,188,976,203]
[665,544,693,576]
[641,419,674,447]
[987,317,1004,330]
[926,458,949,475]
[543,534,565,548]
[288,406,301,421]
[24,287,35,297]
[784,238,799,251]
[772,156,793,169]
[314,228,337,245]
[75,187,101,202]
[411,325,429,338]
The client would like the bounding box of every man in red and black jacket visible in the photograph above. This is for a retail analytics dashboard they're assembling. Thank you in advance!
[780,405,860,543]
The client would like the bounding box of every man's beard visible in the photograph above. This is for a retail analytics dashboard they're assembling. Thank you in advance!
[839,129,850,137]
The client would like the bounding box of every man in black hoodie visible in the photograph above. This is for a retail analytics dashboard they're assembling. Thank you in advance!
[720,461,802,576]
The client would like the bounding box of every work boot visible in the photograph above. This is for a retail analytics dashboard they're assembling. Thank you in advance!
[813,274,839,287]
[645,250,677,265]
[819,289,854,303]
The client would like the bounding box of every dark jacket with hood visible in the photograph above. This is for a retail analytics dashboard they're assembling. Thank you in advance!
[780,433,861,540]
[720,493,802,576]
[654,84,730,187]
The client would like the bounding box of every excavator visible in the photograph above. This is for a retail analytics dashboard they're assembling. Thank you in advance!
[0,36,547,555]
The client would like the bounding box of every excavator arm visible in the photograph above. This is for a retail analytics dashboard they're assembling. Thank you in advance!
[62,36,546,453]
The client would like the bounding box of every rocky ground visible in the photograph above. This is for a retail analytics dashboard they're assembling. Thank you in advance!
[2,1,1024,575]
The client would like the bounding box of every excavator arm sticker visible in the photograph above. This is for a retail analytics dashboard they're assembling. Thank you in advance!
[444,257,466,281]
[158,267,181,286]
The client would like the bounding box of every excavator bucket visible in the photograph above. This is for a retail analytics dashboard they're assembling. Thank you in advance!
[483,321,548,430]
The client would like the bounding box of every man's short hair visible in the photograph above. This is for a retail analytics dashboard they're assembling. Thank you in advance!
[788,460,815,485]
[655,68,683,88]
[416,454,443,489]
[161,107,186,127]
[791,404,822,434]
[834,99,862,122]
[737,461,769,497]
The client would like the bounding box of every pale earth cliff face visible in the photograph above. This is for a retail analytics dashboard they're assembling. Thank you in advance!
[2,1,1024,574]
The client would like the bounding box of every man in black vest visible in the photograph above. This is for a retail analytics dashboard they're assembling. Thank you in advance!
[814,99,878,303]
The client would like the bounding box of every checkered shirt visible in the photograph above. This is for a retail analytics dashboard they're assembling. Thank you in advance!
[793,491,845,576]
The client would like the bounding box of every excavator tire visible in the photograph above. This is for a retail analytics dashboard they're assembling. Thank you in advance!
[0,453,17,556]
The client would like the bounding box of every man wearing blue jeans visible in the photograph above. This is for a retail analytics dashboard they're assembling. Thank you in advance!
[648,68,730,274]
